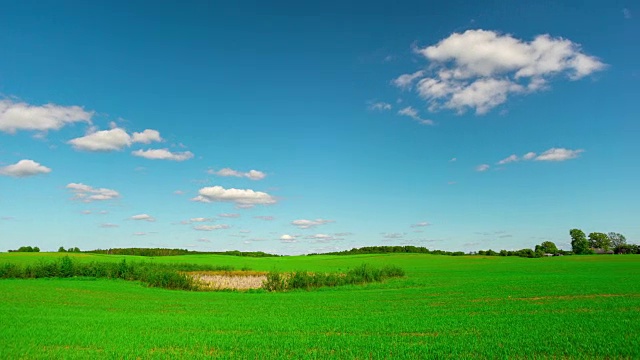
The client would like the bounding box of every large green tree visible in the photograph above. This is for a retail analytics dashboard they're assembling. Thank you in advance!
[608,232,627,248]
[538,241,558,254]
[589,232,612,251]
[570,229,589,254]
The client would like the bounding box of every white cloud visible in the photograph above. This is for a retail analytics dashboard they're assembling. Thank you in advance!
[476,164,490,172]
[219,213,240,218]
[0,99,92,134]
[535,148,584,161]
[392,70,425,89]
[192,186,276,207]
[368,102,392,111]
[397,106,434,125]
[181,217,212,224]
[100,223,119,228]
[497,154,519,165]
[280,234,297,243]
[68,128,132,151]
[383,232,404,239]
[402,29,605,114]
[66,183,120,202]
[254,215,275,221]
[449,157,457,162]
[133,232,147,236]
[291,219,334,229]
[130,214,155,222]
[174,190,185,195]
[0,159,51,177]
[411,222,430,228]
[209,168,266,180]
[523,152,537,160]
[132,129,163,144]
[194,224,230,231]
[132,149,194,161]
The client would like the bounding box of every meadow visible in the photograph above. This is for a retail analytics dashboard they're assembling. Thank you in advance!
[0,252,639,359]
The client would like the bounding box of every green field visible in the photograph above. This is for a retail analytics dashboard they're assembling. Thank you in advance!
[1,253,639,359]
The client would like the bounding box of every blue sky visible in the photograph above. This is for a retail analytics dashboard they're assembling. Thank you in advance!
[1,1,638,254]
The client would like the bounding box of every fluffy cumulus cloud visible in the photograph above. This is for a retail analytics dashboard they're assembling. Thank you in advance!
[132,148,194,161]
[66,183,120,202]
[291,219,334,229]
[397,106,434,125]
[393,29,605,114]
[68,127,163,151]
[192,186,276,207]
[130,214,155,222]
[209,168,266,180]
[194,224,230,231]
[0,99,92,134]
[0,159,51,177]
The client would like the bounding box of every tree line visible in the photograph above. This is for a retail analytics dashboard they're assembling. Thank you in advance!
[570,229,637,254]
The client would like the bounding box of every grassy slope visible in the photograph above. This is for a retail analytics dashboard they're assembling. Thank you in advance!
[1,253,639,359]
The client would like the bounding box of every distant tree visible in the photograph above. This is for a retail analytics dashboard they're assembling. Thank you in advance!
[589,232,612,251]
[608,232,627,249]
[538,241,558,254]
[33,247,40,252]
[570,229,589,254]
[72,247,80,253]
[58,247,66,252]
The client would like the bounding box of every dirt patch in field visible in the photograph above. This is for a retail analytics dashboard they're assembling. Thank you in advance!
[187,271,268,290]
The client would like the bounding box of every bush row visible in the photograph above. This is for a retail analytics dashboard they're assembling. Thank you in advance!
[263,263,405,291]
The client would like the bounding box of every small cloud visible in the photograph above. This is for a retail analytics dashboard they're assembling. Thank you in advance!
[194,224,230,231]
[208,168,266,180]
[447,181,457,185]
[132,149,194,161]
[218,213,240,218]
[181,217,212,224]
[0,99,92,134]
[411,222,430,228]
[397,106,434,125]
[522,152,536,160]
[81,210,92,215]
[0,159,51,177]
[133,232,147,236]
[280,234,297,243]
[254,215,275,221]
[131,129,163,144]
[174,190,185,195]
[66,183,120,202]
[100,223,119,228]
[392,70,425,90]
[197,238,211,243]
[130,214,155,222]
[334,232,353,237]
[368,102,392,111]
[291,219,334,229]
[68,128,132,151]
[497,154,519,165]
[383,232,404,239]
[475,164,490,172]
[192,186,277,208]
[535,148,584,162]
[449,157,457,162]
[623,8,631,19]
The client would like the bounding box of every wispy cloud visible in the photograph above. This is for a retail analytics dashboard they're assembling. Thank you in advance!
[392,70,425,90]
[66,183,120,202]
[535,148,584,162]
[411,222,430,228]
[475,164,490,172]
[291,219,334,229]
[218,213,240,218]
[130,214,155,222]
[132,149,193,161]
[368,101,392,111]
[254,215,275,221]
[208,168,266,180]
[194,224,230,231]
[397,106,434,125]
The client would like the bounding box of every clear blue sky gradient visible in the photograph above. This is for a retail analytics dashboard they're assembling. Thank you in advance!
[1,1,638,254]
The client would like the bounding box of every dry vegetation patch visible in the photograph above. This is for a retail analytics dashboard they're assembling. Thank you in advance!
[187,271,268,290]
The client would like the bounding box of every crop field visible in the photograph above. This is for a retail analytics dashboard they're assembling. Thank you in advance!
[0,253,639,359]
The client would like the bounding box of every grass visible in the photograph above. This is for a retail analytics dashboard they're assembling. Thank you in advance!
[0,253,639,358]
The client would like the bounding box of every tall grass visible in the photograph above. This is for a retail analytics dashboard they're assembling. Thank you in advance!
[0,257,234,290]
[263,263,405,291]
